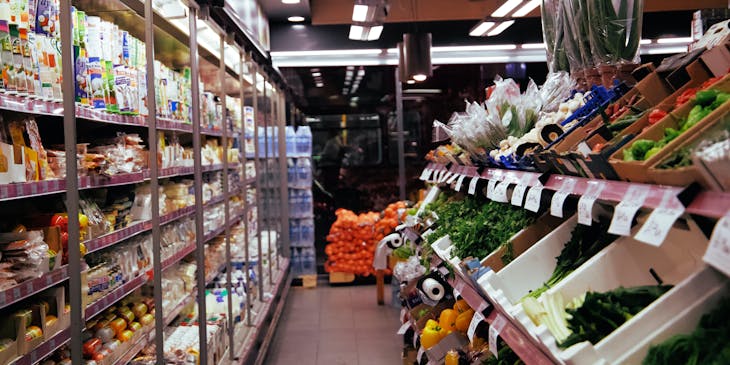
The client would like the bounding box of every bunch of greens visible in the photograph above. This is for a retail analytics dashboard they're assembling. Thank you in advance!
[587,0,644,65]
[483,340,524,365]
[425,196,536,260]
[393,245,415,259]
[524,221,617,300]
[643,297,730,365]
[658,146,693,169]
[559,285,673,348]
[541,0,569,72]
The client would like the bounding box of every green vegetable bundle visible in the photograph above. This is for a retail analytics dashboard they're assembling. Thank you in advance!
[425,196,537,261]
[525,221,618,300]
[482,339,525,365]
[643,296,730,365]
[586,0,644,65]
[559,285,673,348]
[563,0,593,69]
[542,0,569,72]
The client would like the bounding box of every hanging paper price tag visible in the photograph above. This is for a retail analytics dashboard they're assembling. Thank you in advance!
[608,185,650,236]
[468,177,480,195]
[467,311,485,341]
[704,212,730,277]
[440,171,452,183]
[493,181,510,203]
[397,321,411,335]
[634,189,685,246]
[420,168,431,181]
[550,178,576,218]
[489,314,508,357]
[453,286,461,299]
[446,172,459,184]
[578,181,606,226]
[511,184,527,206]
[524,186,544,212]
[455,174,467,192]
[486,179,497,200]
[417,347,425,363]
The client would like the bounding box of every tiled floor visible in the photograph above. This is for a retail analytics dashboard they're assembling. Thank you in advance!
[265,283,402,365]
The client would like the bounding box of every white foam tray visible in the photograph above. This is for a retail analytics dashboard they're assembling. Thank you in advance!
[502,219,711,365]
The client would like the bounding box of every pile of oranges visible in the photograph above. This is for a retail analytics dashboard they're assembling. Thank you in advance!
[324,201,406,276]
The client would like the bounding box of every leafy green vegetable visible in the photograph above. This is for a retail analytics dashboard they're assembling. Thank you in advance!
[643,296,730,365]
[393,245,414,259]
[482,339,524,365]
[658,146,693,169]
[525,221,617,300]
[559,285,673,348]
[425,196,537,260]
[587,0,643,64]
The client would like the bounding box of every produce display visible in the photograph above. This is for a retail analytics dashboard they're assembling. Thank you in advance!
[324,201,405,276]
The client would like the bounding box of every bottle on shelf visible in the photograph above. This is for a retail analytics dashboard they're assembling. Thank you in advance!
[296,126,312,157]
[285,126,297,156]
[295,158,311,189]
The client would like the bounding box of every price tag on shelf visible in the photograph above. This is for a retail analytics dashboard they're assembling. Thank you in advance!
[511,184,527,207]
[444,172,455,184]
[452,285,461,299]
[704,212,730,277]
[524,186,544,213]
[397,321,411,335]
[493,181,510,203]
[455,174,467,192]
[578,181,606,226]
[417,347,425,363]
[608,185,650,236]
[485,179,497,200]
[550,178,577,218]
[467,311,485,341]
[446,172,459,185]
[468,177,480,195]
[419,168,432,181]
[489,314,508,358]
[634,189,685,246]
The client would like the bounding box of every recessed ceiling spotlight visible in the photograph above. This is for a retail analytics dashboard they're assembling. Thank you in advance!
[282,0,300,4]
[312,72,322,77]
[412,74,427,82]
[288,16,305,22]
[316,82,324,87]
[406,80,416,84]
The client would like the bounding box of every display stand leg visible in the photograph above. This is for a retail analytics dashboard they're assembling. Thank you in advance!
[376,270,385,305]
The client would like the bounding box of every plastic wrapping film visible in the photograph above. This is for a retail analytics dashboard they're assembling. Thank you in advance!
[563,0,594,70]
[587,0,644,67]
[542,0,569,72]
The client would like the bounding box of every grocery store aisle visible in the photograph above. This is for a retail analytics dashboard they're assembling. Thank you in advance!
[266,283,402,365]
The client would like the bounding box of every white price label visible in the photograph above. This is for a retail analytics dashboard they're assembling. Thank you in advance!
[446,172,459,184]
[511,184,527,206]
[524,186,544,212]
[455,174,467,191]
[704,212,730,277]
[467,311,485,341]
[608,185,650,236]
[417,347,425,363]
[420,168,431,181]
[578,181,606,226]
[434,169,443,182]
[468,177,480,195]
[635,190,685,246]
[486,179,497,200]
[453,286,461,299]
[397,321,411,335]
[493,181,510,203]
[550,178,577,218]
[489,315,508,358]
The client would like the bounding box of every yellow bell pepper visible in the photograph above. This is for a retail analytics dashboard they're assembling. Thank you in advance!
[421,319,444,349]
[439,309,458,332]
[453,299,470,314]
[455,309,474,332]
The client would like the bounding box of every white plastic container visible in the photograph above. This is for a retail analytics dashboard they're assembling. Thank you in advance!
[509,219,711,365]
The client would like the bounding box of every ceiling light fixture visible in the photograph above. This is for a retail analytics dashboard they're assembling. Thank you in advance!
[287,16,305,22]
[469,21,495,36]
[316,82,324,87]
[282,0,300,3]
[403,33,432,81]
[352,4,371,22]
[487,20,515,36]
[312,72,321,77]
[656,37,693,44]
[348,24,384,41]
[367,25,383,41]
[492,0,523,17]
[349,25,364,40]
[406,80,416,84]
[512,0,540,17]
[521,43,546,49]
[412,74,427,82]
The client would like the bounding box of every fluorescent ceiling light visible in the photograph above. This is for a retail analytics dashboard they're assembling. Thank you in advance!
[406,80,416,84]
[412,74,427,82]
[357,69,366,77]
[352,4,370,22]
[271,49,381,57]
[521,43,545,49]
[403,88,441,94]
[431,56,510,64]
[487,20,515,36]
[513,0,540,17]
[492,0,523,17]
[282,0,300,3]
[646,46,689,54]
[288,16,305,22]
[349,25,364,40]
[469,21,495,36]
[640,39,652,45]
[312,72,321,76]
[367,25,383,41]
[656,37,693,44]
[433,44,517,52]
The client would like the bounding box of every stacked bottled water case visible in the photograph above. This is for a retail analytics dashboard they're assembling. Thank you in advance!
[286,126,317,276]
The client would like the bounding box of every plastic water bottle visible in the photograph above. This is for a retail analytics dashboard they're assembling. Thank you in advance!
[301,190,312,217]
[296,126,312,157]
[296,158,311,189]
[285,126,297,157]
[287,158,297,188]
[291,248,302,276]
[257,127,266,157]
[289,219,300,247]
[300,218,314,246]
[302,248,315,274]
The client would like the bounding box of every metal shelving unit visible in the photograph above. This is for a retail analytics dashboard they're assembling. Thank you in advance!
[0,0,292,363]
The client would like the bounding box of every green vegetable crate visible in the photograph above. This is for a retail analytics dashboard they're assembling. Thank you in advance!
[609,74,730,183]
[506,219,712,365]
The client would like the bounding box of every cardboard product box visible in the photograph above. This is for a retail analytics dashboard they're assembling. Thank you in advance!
[660,50,709,91]
[411,300,455,332]
[0,143,27,184]
[16,305,45,355]
[479,214,565,274]
[699,37,730,77]
[0,313,19,365]
[38,287,68,338]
